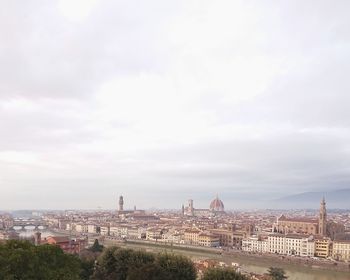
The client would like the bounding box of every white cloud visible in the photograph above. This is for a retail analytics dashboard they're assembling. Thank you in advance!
[0,151,40,165]
[58,0,98,22]
[0,0,350,209]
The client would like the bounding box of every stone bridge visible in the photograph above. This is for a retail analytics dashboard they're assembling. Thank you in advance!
[11,219,49,230]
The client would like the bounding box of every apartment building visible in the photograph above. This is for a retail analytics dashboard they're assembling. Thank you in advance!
[315,238,332,258]
[198,233,220,247]
[75,224,88,233]
[242,236,268,253]
[332,240,350,261]
[146,227,163,240]
[100,225,110,236]
[184,229,201,245]
[87,224,97,234]
[268,234,314,257]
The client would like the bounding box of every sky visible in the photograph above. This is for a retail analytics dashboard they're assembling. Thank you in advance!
[0,0,350,210]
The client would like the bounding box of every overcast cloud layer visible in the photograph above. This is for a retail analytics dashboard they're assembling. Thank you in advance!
[1,0,350,210]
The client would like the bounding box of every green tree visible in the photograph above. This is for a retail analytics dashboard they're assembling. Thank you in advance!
[92,247,196,280]
[92,247,156,280]
[79,241,104,280]
[33,244,81,280]
[90,239,104,253]
[202,267,248,280]
[79,257,95,280]
[0,240,37,280]
[0,240,81,280]
[156,253,196,280]
[127,263,166,280]
[267,267,288,280]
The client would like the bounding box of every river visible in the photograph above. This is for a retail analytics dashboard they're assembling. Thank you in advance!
[15,227,68,238]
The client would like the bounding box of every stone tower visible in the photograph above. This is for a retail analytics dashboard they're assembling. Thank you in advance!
[119,195,124,212]
[318,197,327,236]
[188,199,194,216]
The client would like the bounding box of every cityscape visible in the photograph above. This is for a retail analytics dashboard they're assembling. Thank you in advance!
[1,194,350,279]
[1,0,350,279]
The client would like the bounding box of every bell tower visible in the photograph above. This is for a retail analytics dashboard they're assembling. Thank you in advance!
[188,199,194,216]
[318,197,327,236]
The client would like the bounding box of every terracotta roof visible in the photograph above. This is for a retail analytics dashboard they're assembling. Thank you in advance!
[210,195,225,211]
[46,236,70,243]
[185,229,201,233]
[285,234,309,239]
[278,216,318,223]
[199,233,218,238]
[334,239,350,244]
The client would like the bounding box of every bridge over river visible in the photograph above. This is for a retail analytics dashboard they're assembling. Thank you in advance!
[11,219,49,230]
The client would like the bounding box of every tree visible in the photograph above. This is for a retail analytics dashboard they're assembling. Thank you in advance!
[0,240,81,280]
[79,255,96,280]
[127,263,166,280]
[80,240,104,279]
[267,267,288,280]
[92,247,156,280]
[202,267,248,280]
[33,244,81,280]
[156,253,196,280]
[90,239,104,253]
[0,239,37,280]
[92,247,196,280]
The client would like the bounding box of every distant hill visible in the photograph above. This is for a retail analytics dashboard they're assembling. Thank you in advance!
[273,189,350,209]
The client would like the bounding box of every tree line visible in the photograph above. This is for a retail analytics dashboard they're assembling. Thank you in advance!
[0,240,287,279]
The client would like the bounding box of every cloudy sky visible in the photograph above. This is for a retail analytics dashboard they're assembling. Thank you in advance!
[0,0,349,210]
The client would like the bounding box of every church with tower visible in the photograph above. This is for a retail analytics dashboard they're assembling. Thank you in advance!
[274,197,328,236]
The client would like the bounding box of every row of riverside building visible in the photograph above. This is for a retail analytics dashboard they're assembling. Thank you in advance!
[242,198,350,261]
[242,234,350,261]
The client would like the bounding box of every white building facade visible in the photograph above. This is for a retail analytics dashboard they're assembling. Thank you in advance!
[268,234,314,257]
[242,236,268,253]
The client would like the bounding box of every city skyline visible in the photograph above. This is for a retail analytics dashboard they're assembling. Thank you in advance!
[1,191,349,211]
[1,0,350,209]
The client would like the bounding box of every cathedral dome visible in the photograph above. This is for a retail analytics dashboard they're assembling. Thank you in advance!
[210,195,224,211]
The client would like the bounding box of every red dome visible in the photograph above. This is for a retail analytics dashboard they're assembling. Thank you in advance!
[210,195,224,211]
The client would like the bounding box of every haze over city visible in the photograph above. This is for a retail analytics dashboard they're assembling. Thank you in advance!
[1,0,350,210]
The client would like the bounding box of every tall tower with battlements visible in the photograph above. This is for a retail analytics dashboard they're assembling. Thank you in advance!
[119,195,124,212]
[318,197,327,236]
